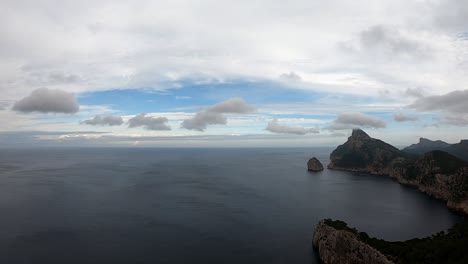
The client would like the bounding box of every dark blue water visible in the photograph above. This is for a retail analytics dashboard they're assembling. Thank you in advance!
[0,148,462,264]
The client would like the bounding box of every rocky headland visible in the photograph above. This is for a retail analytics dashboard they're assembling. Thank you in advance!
[313,219,394,264]
[313,129,468,264]
[307,157,324,171]
[327,129,468,214]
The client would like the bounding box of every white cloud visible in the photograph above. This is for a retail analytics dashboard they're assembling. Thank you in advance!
[265,118,319,135]
[1,0,467,102]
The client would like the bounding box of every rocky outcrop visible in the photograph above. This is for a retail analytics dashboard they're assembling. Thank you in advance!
[327,129,409,175]
[307,157,324,171]
[402,137,451,155]
[328,129,468,215]
[313,219,394,264]
[447,140,468,162]
[402,138,468,162]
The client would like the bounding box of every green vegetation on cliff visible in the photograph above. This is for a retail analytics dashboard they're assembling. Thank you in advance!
[323,219,468,264]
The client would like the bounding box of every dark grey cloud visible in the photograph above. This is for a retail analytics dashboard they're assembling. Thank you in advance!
[408,90,468,114]
[279,72,302,82]
[12,88,79,114]
[265,119,319,135]
[341,25,431,61]
[393,113,418,122]
[82,115,123,126]
[327,112,386,130]
[181,98,256,131]
[128,113,171,130]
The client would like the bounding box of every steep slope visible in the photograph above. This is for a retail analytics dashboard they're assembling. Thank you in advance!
[328,129,468,214]
[313,219,468,264]
[402,138,450,155]
[328,129,411,175]
[447,140,468,161]
[402,138,468,162]
[313,219,394,264]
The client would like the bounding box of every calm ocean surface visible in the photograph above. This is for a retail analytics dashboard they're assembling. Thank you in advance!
[0,148,462,264]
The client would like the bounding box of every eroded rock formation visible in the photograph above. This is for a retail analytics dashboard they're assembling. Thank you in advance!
[313,219,394,264]
[307,157,324,171]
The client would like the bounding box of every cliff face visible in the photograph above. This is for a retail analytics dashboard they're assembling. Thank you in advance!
[394,151,468,213]
[313,219,394,264]
[328,129,468,215]
[402,138,451,155]
[328,129,408,175]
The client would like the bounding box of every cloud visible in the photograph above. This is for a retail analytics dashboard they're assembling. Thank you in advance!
[0,101,11,110]
[404,88,424,98]
[81,115,123,126]
[128,113,171,130]
[181,97,256,131]
[265,119,319,135]
[279,72,302,82]
[341,25,433,61]
[327,112,386,130]
[48,72,81,84]
[436,115,468,127]
[393,113,418,122]
[408,90,468,114]
[12,88,79,114]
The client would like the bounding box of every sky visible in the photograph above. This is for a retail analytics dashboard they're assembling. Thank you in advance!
[1,0,467,147]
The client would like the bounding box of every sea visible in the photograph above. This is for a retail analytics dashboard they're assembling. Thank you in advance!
[0,148,462,264]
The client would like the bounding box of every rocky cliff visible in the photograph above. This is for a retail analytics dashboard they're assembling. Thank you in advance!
[402,137,451,155]
[328,129,468,215]
[313,219,394,264]
[402,138,468,162]
[313,218,468,264]
[307,157,324,171]
[327,129,410,175]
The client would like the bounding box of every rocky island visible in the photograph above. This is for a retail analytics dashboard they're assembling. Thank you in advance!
[313,129,468,264]
[307,157,324,171]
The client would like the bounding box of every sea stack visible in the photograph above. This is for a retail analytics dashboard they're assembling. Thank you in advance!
[307,157,324,171]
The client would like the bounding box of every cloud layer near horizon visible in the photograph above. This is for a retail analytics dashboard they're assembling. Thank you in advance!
[266,119,319,135]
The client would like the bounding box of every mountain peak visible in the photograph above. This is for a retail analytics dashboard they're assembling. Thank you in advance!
[351,129,370,139]
[419,137,432,144]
